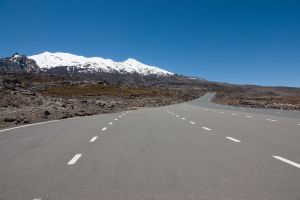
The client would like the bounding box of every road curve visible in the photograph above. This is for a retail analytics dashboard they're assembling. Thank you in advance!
[0,94,299,200]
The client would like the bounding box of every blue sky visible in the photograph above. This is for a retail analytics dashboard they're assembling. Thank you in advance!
[1,0,300,87]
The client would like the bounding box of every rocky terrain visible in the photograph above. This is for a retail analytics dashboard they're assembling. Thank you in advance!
[0,74,204,128]
[211,84,300,110]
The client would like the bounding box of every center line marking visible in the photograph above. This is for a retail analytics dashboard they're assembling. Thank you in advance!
[273,155,300,169]
[181,118,186,120]
[245,115,253,118]
[189,121,196,124]
[90,136,98,142]
[109,122,113,125]
[267,119,277,122]
[67,154,82,165]
[226,137,241,143]
[202,127,211,131]
[102,127,107,131]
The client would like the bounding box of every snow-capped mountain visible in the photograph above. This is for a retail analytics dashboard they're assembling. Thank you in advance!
[29,52,173,76]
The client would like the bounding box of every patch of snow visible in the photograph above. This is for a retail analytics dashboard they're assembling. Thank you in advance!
[13,54,21,58]
[29,52,173,76]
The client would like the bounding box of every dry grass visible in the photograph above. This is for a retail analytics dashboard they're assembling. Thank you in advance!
[43,84,160,97]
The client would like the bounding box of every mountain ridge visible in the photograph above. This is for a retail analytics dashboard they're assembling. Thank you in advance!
[28,52,173,76]
[0,53,40,73]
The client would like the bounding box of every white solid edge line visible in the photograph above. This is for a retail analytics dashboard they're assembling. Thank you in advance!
[203,127,211,131]
[67,154,82,165]
[273,155,300,169]
[102,127,107,131]
[189,121,196,124]
[90,136,98,142]
[226,137,241,143]
[0,109,131,133]
[0,120,59,133]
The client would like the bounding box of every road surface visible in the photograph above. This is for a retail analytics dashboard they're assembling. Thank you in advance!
[0,93,299,200]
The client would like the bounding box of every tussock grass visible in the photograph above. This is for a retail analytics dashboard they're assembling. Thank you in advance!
[44,84,159,97]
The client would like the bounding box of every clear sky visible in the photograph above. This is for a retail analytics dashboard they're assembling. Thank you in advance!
[1,0,300,87]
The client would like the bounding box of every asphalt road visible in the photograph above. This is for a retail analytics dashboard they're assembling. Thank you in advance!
[0,93,299,200]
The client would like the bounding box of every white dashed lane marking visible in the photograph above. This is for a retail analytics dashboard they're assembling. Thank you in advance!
[102,127,107,131]
[119,115,122,118]
[273,156,300,169]
[33,198,42,200]
[67,154,82,165]
[231,113,237,116]
[90,136,98,142]
[189,121,196,125]
[202,127,211,131]
[109,122,113,125]
[245,115,253,118]
[226,137,241,143]
[181,118,186,120]
[176,115,180,118]
[219,112,224,114]
[114,118,118,121]
[267,119,277,122]
[297,124,300,126]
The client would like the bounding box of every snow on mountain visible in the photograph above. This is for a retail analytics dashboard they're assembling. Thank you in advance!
[29,52,173,76]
